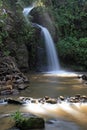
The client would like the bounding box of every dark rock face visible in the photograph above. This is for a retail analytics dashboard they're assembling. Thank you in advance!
[31,9,56,40]
[16,43,29,71]
[3,2,29,71]
[5,31,29,71]
[0,56,29,95]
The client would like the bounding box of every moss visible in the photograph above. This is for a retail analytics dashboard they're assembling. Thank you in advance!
[16,117,45,130]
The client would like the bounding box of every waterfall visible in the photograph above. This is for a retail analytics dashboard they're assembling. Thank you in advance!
[23,5,34,22]
[23,5,61,73]
[41,26,60,72]
[36,24,60,72]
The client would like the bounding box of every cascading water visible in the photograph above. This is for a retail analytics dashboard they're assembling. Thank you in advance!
[23,5,61,73]
[38,25,60,72]
[23,5,35,23]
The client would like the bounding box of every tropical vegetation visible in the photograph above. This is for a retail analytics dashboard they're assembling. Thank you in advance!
[0,0,87,70]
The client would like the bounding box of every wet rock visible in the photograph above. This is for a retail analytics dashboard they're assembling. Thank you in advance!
[12,89,19,95]
[31,99,37,103]
[17,84,28,90]
[7,98,22,105]
[23,78,29,84]
[69,97,77,103]
[77,75,82,79]
[81,95,87,99]
[69,99,75,103]
[0,89,13,95]
[78,74,87,84]
[82,75,87,80]
[6,75,13,81]
[85,82,87,84]
[38,98,45,104]
[15,117,45,130]
[44,96,50,100]
[0,80,6,86]
[0,99,8,105]
[6,80,13,86]
[46,98,57,104]
[74,99,80,103]
[59,96,65,101]
[0,84,12,91]
[18,97,33,104]
[16,79,24,84]
[75,94,81,98]
[18,97,31,101]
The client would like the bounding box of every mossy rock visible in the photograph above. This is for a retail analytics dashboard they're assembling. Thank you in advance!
[16,117,45,130]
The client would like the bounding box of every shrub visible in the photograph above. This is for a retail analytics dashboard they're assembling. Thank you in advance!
[57,37,87,70]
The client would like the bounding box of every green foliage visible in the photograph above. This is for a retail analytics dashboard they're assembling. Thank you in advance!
[17,0,45,8]
[57,37,87,69]
[52,0,87,38]
[11,111,24,124]
[50,0,87,70]
[3,50,10,56]
[0,0,10,56]
[0,1,7,28]
[0,28,9,56]
[21,23,36,44]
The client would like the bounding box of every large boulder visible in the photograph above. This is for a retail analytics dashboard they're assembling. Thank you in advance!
[15,117,45,130]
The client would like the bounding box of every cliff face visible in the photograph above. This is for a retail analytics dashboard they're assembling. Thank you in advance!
[31,10,56,39]
[2,0,29,71]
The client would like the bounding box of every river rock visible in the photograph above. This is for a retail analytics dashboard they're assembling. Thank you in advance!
[75,94,81,98]
[7,98,22,105]
[0,56,29,95]
[46,98,57,104]
[59,96,65,100]
[44,96,50,100]
[78,74,87,81]
[0,89,13,95]
[15,117,45,130]
[82,74,87,80]
[17,83,28,90]
[31,99,37,103]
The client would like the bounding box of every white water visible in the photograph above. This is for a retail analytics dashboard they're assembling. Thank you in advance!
[23,6,34,22]
[23,101,87,129]
[38,25,60,72]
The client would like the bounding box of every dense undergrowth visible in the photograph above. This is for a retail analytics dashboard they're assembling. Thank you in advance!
[51,0,87,70]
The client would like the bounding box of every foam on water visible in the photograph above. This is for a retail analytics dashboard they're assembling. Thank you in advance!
[43,70,78,77]
[23,101,87,125]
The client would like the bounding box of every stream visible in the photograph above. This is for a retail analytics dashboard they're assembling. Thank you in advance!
[0,72,87,130]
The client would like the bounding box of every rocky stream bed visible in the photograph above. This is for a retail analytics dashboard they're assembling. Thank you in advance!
[0,56,29,95]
